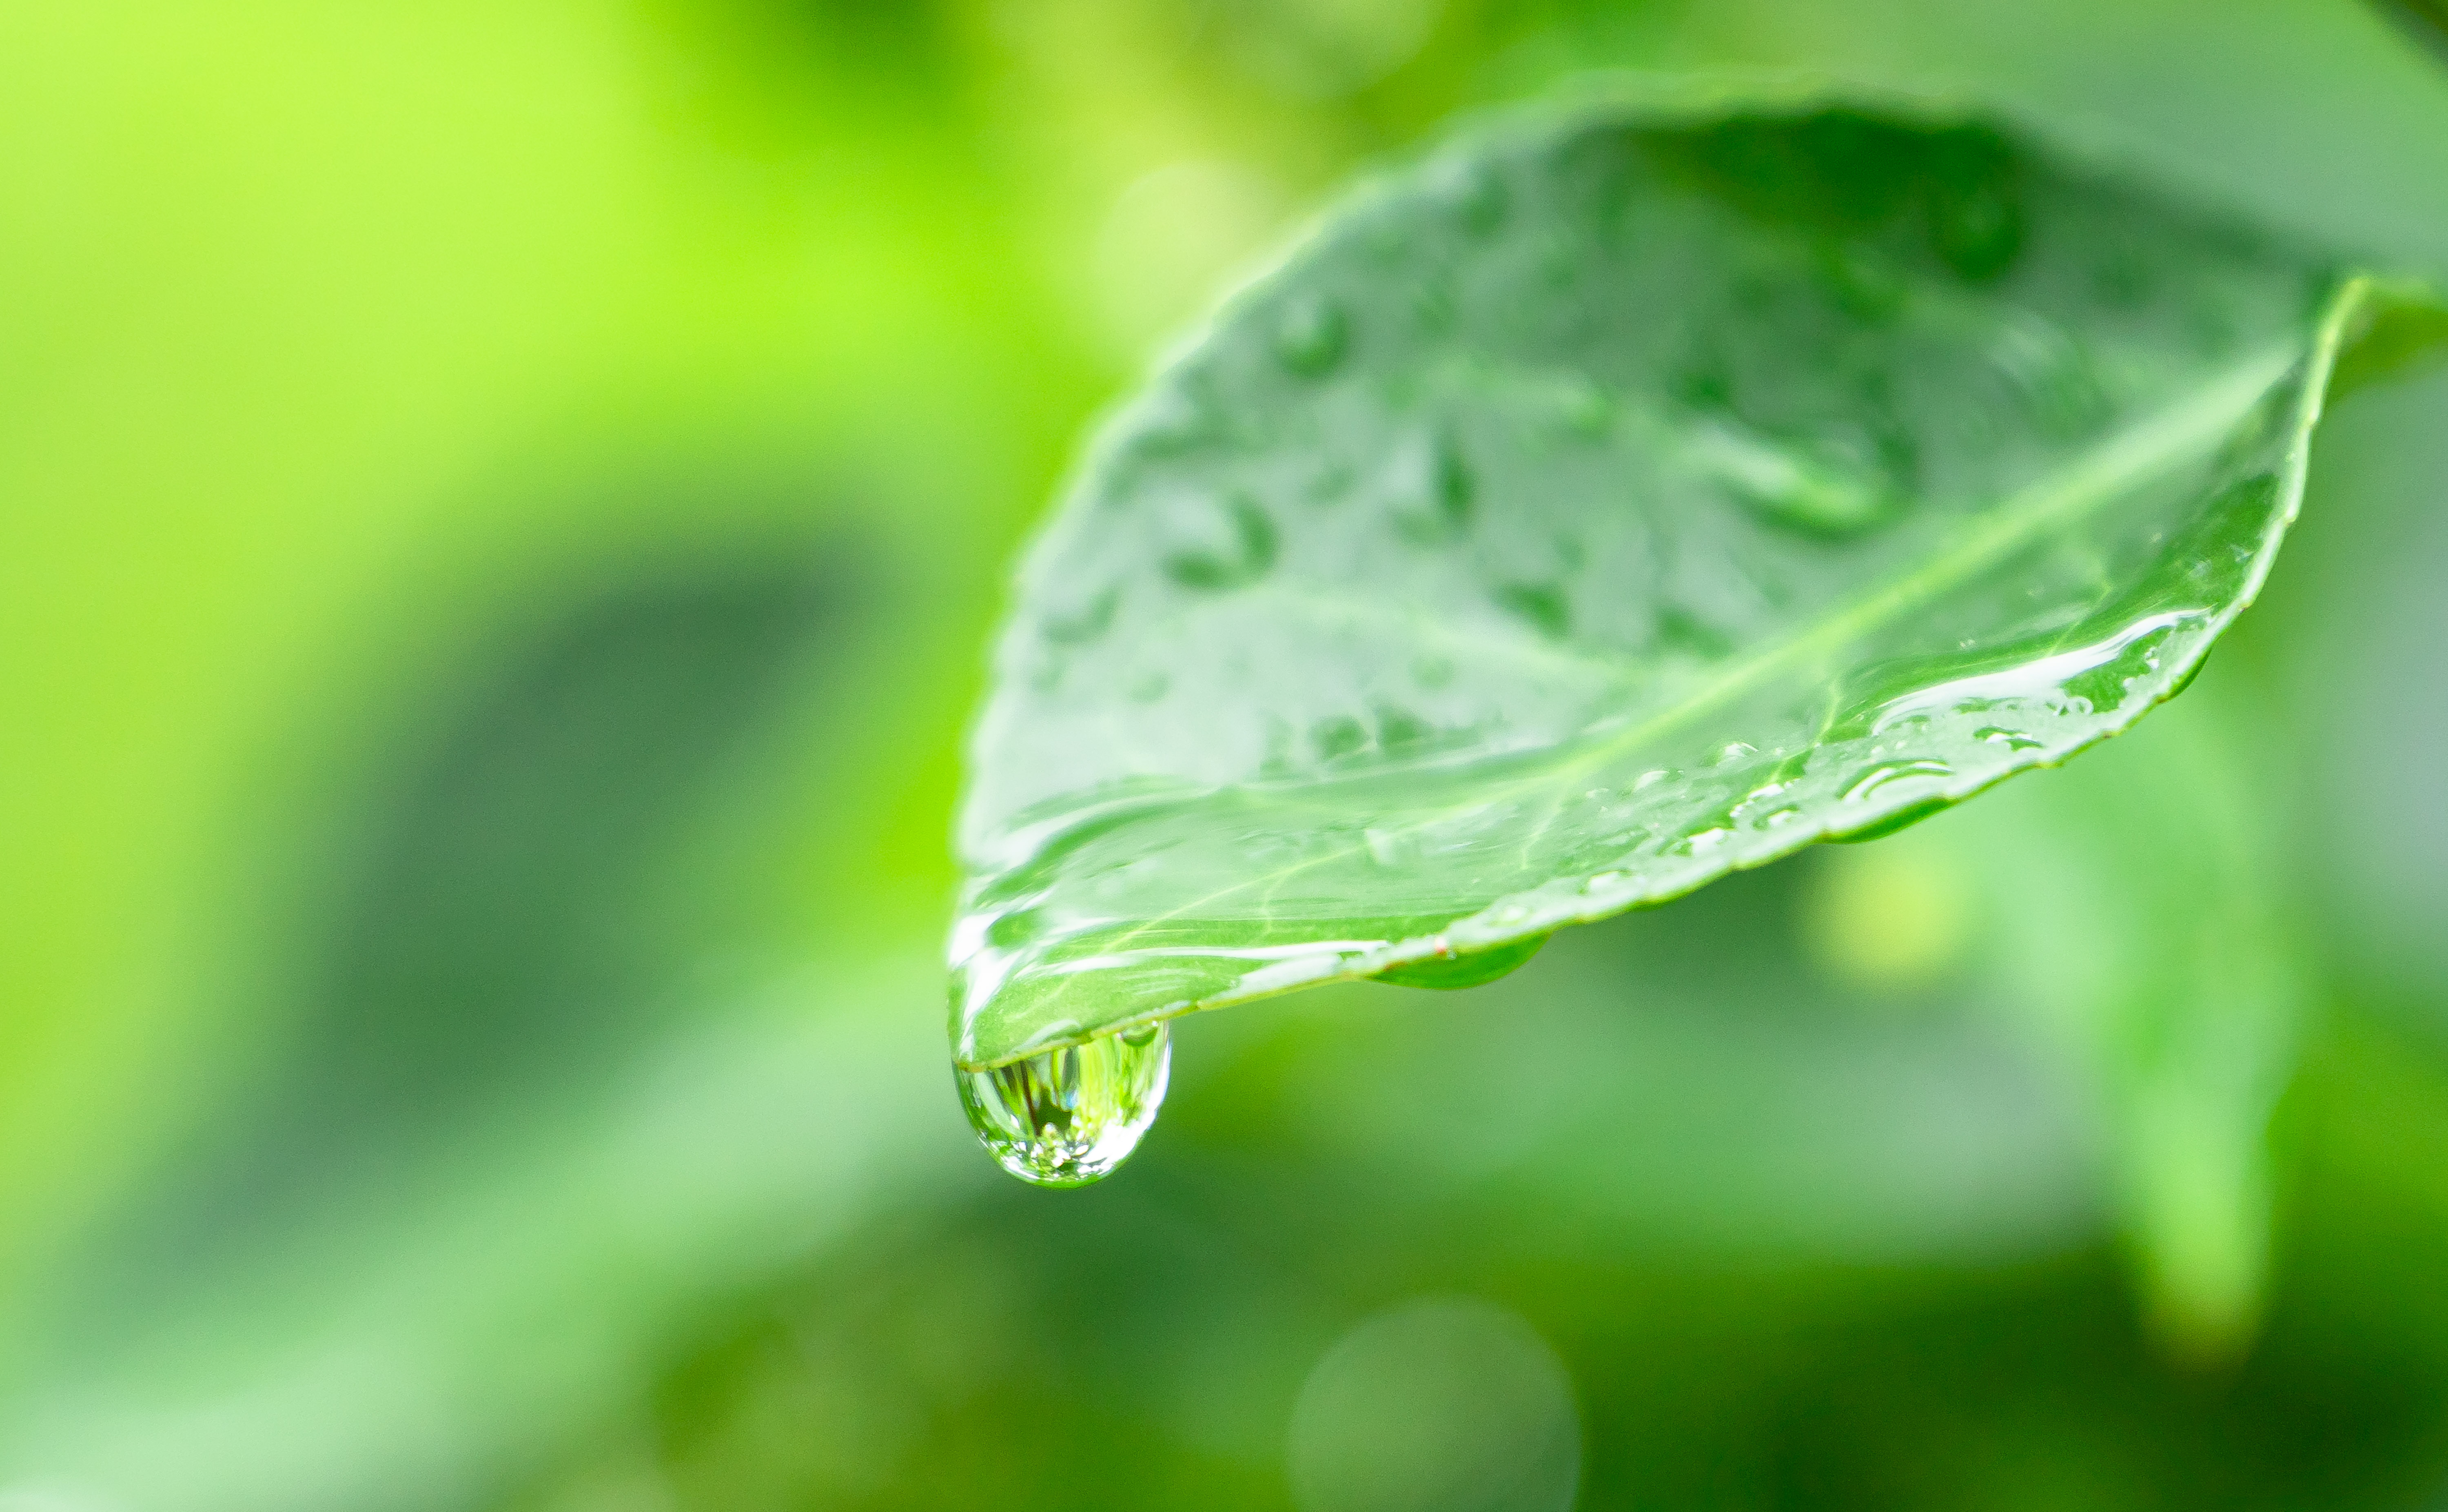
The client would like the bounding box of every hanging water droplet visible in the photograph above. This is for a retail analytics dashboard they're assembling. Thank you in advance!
[957,1023,1172,1188]
[1274,293,1350,377]
[1374,932,1549,989]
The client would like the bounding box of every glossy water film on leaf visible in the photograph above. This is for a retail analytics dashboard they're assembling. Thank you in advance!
[946,86,2446,1184]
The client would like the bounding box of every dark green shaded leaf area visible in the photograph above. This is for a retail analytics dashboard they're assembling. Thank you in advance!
[2376,0,2448,62]
[952,96,2438,1069]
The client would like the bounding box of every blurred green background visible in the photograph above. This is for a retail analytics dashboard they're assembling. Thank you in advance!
[4,1,2448,1508]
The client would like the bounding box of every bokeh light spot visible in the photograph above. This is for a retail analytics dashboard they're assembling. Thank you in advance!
[1287,1297,1579,1512]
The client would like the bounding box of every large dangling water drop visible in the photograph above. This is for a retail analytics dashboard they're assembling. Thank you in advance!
[956,1022,1172,1187]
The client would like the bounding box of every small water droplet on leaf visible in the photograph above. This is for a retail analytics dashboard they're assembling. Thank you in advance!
[1041,586,1118,645]
[1274,293,1350,377]
[1364,826,1416,867]
[1841,757,1952,804]
[1312,714,1370,761]
[1689,421,1896,537]
[1164,492,1279,590]
[1376,703,1434,750]
[1390,426,1476,543]
[1492,582,1570,639]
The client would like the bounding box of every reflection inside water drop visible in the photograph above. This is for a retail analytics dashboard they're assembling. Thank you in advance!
[956,1023,1172,1187]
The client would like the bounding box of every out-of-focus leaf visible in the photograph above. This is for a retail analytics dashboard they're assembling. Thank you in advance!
[1199,860,2099,1262]
[1833,673,2302,1355]
[2266,360,2448,1020]
[0,958,969,1512]
[951,91,2439,1069]
[0,538,976,1512]
[530,854,2448,1512]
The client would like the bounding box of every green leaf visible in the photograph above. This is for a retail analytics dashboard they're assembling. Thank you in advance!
[951,93,2440,1070]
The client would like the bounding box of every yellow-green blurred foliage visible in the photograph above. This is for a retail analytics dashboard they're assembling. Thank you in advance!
[5,1,2448,1508]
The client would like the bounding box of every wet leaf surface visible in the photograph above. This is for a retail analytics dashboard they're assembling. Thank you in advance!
[952,94,2439,1069]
